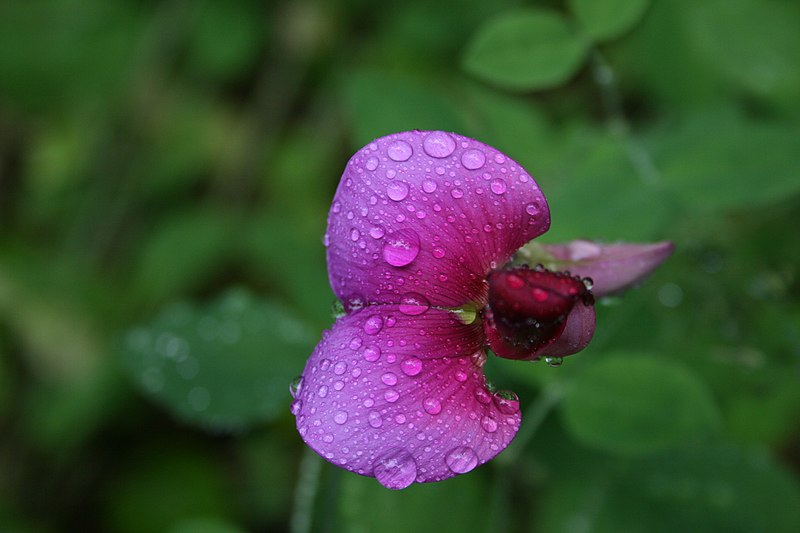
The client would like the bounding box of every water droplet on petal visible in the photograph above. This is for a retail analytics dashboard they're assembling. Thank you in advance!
[289,376,304,399]
[365,156,379,171]
[423,131,456,158]
[364,315,384,335]
[369,226,385,239]
[481,415,498,433]
[446,446,478,474]
[490,178,507,195]
[451,188,464,199]
[384,389,400,403]
[582,277,594,290]
[399,292,430,315]
[525,203,540,216]
[432,246,446,259]
[374,451,418,489]
[461,149,486,170]
[386,181,409,201]
[422,179,437,193]
[544,356,563,367]
[401,357,423,376]
[368,410,383,428]
[383,229,421,267]
[317,385,328,398]
[290,399,302,416]
[387,140,413,162]
[531,287,548,302]
[364,346,381,362]
[423,397,442,415]
[334,361,347,375]
[454,370,468,382]
[493,391,520,414]
[349,337,363,350]
[381,372,398,386]
[334,411,348,425]
[474,388,492,405]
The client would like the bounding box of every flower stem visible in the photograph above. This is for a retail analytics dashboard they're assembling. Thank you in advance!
[290,447,323,533]
[589,50,662,186]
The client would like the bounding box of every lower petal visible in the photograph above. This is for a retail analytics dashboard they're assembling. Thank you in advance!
[293,306,521,488]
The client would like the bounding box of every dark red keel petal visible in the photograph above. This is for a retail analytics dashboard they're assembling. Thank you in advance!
[484,266,594,360]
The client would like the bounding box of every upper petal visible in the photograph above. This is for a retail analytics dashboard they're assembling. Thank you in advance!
[293,306,521,488]
[326,131,551,308]
[539,240,674,297]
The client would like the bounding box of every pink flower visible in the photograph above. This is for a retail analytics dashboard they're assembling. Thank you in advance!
[291,131,672,489]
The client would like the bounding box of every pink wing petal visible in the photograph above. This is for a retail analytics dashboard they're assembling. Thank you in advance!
[326,131,551,308]
[293,306,521,488]
[541,240,674,297]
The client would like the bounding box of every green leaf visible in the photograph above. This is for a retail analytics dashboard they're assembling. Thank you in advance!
[461,8,589,91]
[537,443,800,533]
[686,0,800,106]
[561,353,721,454]
[342,69,467,148]
[650,108,800,212]
[121,289,315,431]
[568,0,651,41]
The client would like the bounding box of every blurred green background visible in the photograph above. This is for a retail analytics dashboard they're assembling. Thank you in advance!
[1,0,799,531]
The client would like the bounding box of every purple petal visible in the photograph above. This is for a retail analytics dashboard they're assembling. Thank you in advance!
[293,306,521,488]
[326,131,550,308]
[540,240,674,297]
[529,302,595,360]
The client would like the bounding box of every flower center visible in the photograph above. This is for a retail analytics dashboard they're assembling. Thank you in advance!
[483,265,593,360]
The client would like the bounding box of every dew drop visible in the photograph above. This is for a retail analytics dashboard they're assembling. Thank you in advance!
[490,178,507,195]
[474,388,492,405]
[369,226,385,239]
[450,188,464,199]
[531,287,548,302]
[507,274,524,289]
[368,410,383,428]
[350,228,360,241]
[334,411,349,425]
[432,246,446,259]
[289,376,304,399]
[544,356,563,368]
[481,415,498,433]
[364,346,381,362]
[423,397,442,415]
[582,277,594,290]
[381,372,398,386]
[461,149,486,170]
[374,451,418,489]
[494,153,506,164]
[493,391,520,414]
[349,338,364,352]
[290,399,302,416]
[363,315,384,335]
[334,361,347,375]
[525,203,540,216]
[386,181,410,201]
[383,229,421,267]
[384,389,400,403]
[423,131,456,158]
[365,156,379,171]
[446,447,478,474]
[401,357,423,376]
[399,292,430,316]
[318,385,328,398]
[454,370,468,382]
[387,140,413,162]
[422,179,437,193]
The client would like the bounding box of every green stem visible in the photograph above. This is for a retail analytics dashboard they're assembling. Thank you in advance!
[590,50,661,186]
[290,447,323,533]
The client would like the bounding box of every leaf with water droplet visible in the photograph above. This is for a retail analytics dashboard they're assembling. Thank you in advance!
[120,289,315,432]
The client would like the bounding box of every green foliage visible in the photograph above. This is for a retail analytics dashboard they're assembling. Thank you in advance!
[1,0,799,531]
[561,353,721,454]
[121,289,314,431]
[568,0,651,41]
[462,8,589,91]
